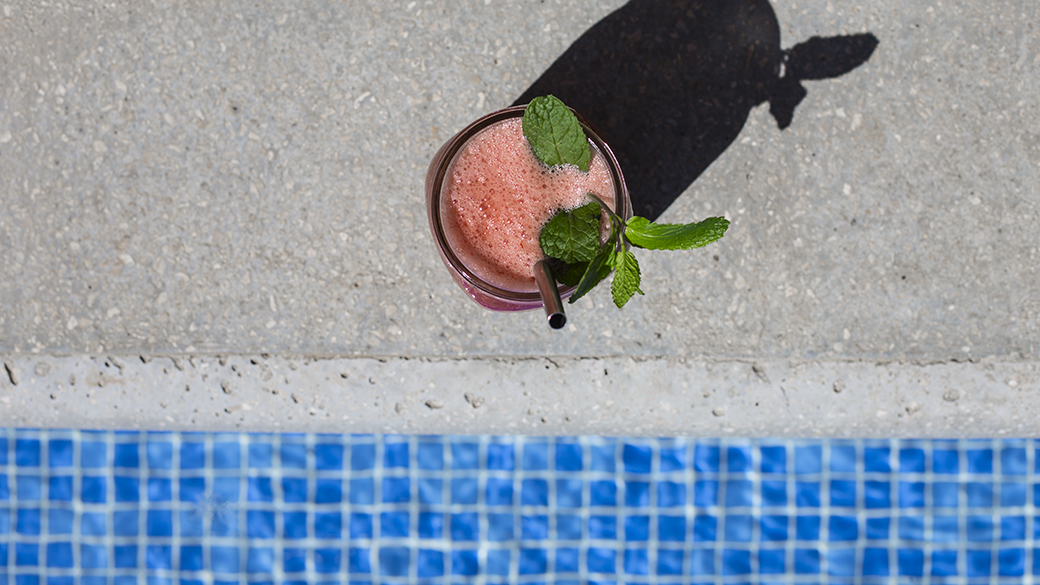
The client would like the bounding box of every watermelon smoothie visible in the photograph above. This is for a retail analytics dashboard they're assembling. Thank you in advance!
[426,106,630,311]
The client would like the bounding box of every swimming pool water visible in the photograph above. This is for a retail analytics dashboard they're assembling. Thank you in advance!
[1,431,1036,582]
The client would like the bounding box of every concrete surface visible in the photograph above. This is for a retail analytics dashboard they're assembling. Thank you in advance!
[1,355,1038,437]
[0,0,1038,434]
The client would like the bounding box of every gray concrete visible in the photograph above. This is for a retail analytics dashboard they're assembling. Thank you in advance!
[1,354,1037,437]
[1,0,1038,434]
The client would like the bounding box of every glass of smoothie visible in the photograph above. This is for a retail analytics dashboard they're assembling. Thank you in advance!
[426,105,630,315]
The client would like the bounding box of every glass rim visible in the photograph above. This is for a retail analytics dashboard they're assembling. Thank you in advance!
[429,105,630,303]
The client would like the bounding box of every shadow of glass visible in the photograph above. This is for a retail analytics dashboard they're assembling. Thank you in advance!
[514,0,878,220]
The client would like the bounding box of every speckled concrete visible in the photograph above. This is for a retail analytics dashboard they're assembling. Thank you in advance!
[1,355,1037,437]
[0,0,1038,434]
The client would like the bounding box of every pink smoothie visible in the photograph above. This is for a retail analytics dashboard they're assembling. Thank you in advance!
[440,118,616,292]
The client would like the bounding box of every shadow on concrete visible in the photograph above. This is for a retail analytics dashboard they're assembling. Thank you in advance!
[515,0,878,220]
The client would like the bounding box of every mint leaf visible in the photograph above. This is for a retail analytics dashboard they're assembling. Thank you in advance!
[624,216,730,250]
[539,202,601,264]
[525,95,731,315]
[554,260,588,287]
[610,248,644,308]
[569,238,615,304]
[523,95,591,171]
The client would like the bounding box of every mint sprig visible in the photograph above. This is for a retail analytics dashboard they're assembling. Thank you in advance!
[542,199,729,308]
[524,95,729,309]
[522,95,591,171]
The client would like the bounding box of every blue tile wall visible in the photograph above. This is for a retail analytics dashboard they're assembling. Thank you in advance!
[1,433,1039,583]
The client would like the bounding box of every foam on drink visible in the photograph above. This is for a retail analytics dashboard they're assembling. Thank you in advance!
[440,118,616,292]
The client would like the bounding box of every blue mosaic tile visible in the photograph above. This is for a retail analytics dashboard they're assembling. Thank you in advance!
[2,432,1040,582]
[760,445,785,473]
[967,481,995,507]
[383,442,408,468]
[795,481,820,507]
[17,509,41,535]
[350,444,375,470]
[968,448,994,473]
[864,447,891,473]
[796,515,820,540]
[417,441,443,470]
[625,515,649,540]
[932,549,958,575]
[247,442,271,468]
[830,515,858,541]
[48,476,72,501]
[899,515,925,540]
[623,444,652,473]
[589,515,615,539]
[727,446,751,472]
[830,444,857,472]
[81,512,106,536]
[659,445,685,472]
[80,442,107,468]
[349,478,374,504]
[17,475,41,500]
[522,442,548,470]
[794,446,821,474]
[659,515,685,541]
[146,441,172,469]
[590,444,616,472]
[486,513,511,541]
[1003,481,1028,506]
[760,515,787,541]
[381,477,409,503]
[899,447,926,472]
[933,514,959,542]
[316,478,342,503]
[865,480,891,508]
[762,479,786,506]
[934,449,959,473]
[486,442,513,470]
[694,515,717,541]
[1001,447,1028,474]
[899,480,926,507]
[48,509,73,534]
[625,480,650,507]
[452,442,480,469]
[830,479,856,506]
[1003,514,1026,540]
[146,477,170,502]
[146,510,173,537]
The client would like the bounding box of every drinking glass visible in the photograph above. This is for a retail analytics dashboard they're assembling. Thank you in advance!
[426,105,630,311]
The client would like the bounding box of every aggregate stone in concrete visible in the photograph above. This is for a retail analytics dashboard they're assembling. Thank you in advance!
[0,0,1037,362]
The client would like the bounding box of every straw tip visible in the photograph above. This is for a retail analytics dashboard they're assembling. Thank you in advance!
[534,259,567,330]
[548,313,567,330]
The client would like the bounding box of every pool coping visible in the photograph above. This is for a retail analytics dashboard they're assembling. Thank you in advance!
[1,354,1034,437]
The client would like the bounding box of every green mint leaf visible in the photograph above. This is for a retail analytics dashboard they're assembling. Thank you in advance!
[610,248,644,308]
[523,95,591,171]
[547,257,613,288]
[568,238,615,304]
[555,261,588,287]
[539,202,601,264]
[624,216,730,250]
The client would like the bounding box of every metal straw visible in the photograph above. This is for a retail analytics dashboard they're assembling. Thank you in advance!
[534,260,567,330]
